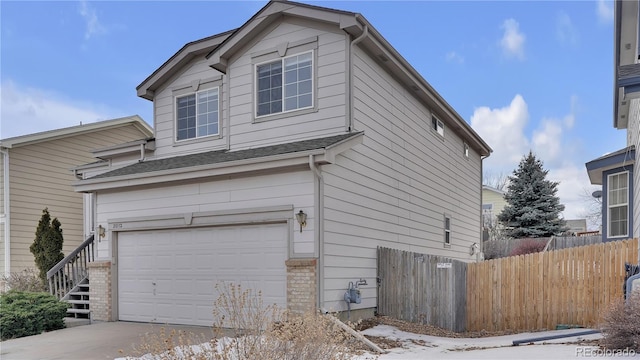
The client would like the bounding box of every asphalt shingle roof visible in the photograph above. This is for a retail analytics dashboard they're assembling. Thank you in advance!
[89,132,361,180]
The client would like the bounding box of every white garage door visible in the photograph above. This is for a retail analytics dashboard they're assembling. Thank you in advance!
[117,223,288,326]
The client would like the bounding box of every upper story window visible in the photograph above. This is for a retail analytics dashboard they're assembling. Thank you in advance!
[444,215,451,246]
[607,172,629,238]
[256,51,313,117]
[432,116,444,137]
[464,142,470,157]
[176,88,219,141]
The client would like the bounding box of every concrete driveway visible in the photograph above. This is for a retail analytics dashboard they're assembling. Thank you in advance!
[0,321,215,360]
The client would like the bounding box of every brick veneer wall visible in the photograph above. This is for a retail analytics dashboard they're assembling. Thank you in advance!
[285,258,317,314]
[88,261,112,322]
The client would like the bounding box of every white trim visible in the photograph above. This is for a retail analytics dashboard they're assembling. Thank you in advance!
[607,171,630,238]
[1,147,9,276]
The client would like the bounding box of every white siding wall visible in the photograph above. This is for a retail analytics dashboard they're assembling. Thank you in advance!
[95,170,315,260]
[319,47,483,312]
[151,18,347,158]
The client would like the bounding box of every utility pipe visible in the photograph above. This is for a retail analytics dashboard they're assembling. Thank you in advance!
[1,147,10,277]
[347,18,368,132]
[309,154,323,308]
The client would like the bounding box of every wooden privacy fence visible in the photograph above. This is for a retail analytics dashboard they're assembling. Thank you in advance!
[466,238,639,332]
[377,247,467,332]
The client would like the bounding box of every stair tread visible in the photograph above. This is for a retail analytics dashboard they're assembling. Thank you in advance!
[67,299,90,304]
[67,308,91,314]
[69,291,90,296]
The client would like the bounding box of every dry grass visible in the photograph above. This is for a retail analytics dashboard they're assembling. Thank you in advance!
[124,283,363,360]
[599,293,640,351]
[1,268,47,293]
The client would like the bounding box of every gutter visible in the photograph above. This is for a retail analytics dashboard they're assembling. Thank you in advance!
[309,154,324,309]
[1,147,9,276]
[347,17,368,132]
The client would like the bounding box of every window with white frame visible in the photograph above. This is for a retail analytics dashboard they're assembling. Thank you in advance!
[256,51,313,117]
[432,116,444,137]
[176,88,219,141]
[464,142,469,157]
[607,172,629,238]
[444,215,451,245]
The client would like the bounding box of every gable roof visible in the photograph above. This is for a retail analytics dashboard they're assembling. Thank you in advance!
[135,0,491,158]
[0,115,152,148]
[482,185,506,196]
[74,132,364,192]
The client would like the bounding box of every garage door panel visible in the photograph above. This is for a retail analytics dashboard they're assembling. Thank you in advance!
[118,223,287,326]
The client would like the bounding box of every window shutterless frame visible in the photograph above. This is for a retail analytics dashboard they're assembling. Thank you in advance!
[432,116,444,137]
[254,50,314,119]
[607,171,629,238]
[175,87,220,142]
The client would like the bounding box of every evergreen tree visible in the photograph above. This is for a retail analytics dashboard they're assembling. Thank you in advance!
[30,208,64,284]
[497,151,568,238]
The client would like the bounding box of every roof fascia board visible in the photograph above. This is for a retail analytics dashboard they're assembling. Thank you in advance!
[585,147,635,184]
[136,31,232,100]
[73,148,326,192]
[0,115,151,148]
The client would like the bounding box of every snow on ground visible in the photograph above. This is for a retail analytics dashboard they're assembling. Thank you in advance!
[355,325,640,359]
[117,324,640,360]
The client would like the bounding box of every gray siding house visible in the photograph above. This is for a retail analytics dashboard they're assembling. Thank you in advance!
[586,0,638,249]
[73,0,491,326]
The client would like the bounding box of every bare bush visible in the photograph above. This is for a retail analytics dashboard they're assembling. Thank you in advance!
[125,283,361,360]
[600,293,640,352]
[509,238,546,256]
[1,268,47,293]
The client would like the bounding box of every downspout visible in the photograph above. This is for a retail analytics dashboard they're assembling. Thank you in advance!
[1,148,10,276]
[347,18,368,132]
[309,154,323,308]
[138,143,146,162]
[226,67,231,151]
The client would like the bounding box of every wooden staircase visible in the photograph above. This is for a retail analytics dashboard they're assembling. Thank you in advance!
[65,279,91,318]
[47,234,95,319]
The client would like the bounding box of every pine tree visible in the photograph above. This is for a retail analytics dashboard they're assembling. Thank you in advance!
[30,208,65,284]
[497,151,568,238]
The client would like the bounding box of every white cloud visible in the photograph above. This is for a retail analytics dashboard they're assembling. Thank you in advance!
[499,18,525,60]
[78,1,107,40]
[472,95,596,223]
[445,51,464,64]
[596,0,614,24]
[0,80,116,138]
[556,12,579,46]
[471,94,530,171]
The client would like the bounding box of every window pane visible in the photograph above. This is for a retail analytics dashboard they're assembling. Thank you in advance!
[176,94,196,140]
[298,66,311,81]
[285,83,297,98]
[298,93,312,108]
[285,97,297,111]
[285,69,297,84]
[298,79,312,95]
[271,101,282,114]
[196,89,219,136]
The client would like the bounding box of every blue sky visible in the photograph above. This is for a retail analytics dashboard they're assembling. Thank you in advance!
[0,0,624,225]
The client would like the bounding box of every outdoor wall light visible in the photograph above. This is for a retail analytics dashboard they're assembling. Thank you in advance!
[295,210,307,233]
[97,225,106,239]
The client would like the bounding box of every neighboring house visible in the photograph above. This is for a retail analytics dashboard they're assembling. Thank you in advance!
[481,185,506,232]
[586,0,638,247]
[72,0,491,326]
[0,116,153,278]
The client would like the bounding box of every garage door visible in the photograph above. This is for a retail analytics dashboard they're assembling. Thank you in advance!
[117,223,288,326]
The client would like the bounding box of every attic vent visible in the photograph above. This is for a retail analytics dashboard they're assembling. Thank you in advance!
[378,54,389,62]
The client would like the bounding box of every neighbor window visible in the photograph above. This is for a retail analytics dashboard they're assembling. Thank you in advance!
[432,116,444,137]
[176,88,219,141]
[444,215,451,245]
[607,172,629,238]
[256,51,313,117]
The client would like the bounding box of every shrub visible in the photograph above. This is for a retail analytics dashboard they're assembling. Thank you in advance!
[600,293,640,351]
[30,208,64,284]
[127,283,359,360]
[1,268,48,293]
[0,291,68,340]
[509,238,547,256]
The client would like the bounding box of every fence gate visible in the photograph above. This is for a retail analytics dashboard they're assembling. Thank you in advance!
[377,247,467,332]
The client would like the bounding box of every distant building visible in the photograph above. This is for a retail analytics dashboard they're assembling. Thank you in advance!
[564,219,588,235]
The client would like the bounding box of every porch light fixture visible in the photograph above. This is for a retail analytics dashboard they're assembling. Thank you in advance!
[97,225,106,239]
[295,210,307,233]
